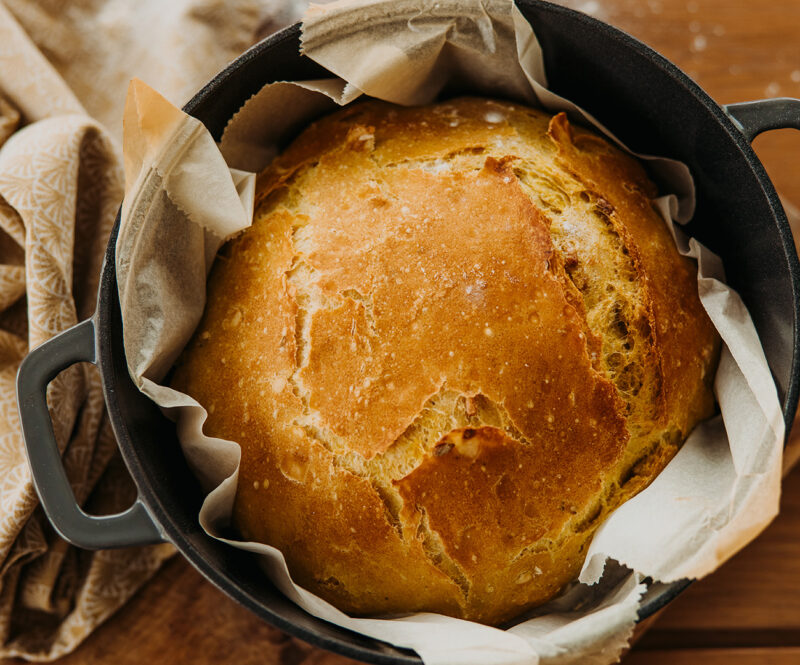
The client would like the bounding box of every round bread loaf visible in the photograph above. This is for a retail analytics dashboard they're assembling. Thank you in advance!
[172,97,720,625]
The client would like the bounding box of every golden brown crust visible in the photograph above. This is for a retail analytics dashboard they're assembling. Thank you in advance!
[172,97,720,625]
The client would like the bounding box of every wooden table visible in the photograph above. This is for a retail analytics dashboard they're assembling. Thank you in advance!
[8,1,800,663]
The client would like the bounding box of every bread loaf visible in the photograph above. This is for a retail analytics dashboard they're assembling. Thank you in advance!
[172,97,720,625]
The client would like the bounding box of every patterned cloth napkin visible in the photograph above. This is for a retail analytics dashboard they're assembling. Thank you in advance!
[0,0,303,659]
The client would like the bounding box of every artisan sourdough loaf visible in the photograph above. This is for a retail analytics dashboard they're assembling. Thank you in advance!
[172,98,720,625]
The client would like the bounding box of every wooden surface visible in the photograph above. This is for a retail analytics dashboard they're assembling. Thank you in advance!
[7,0,800,663]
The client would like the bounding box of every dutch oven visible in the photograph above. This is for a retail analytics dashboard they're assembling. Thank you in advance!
[16,1,800,663]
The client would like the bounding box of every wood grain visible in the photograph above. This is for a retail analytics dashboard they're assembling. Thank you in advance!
[625,648,800,665]
[5,1,800,663]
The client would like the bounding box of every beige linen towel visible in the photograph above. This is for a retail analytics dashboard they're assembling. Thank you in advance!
[0,0,304,659]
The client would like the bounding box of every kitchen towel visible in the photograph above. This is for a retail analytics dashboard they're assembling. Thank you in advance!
[0,0,304,659]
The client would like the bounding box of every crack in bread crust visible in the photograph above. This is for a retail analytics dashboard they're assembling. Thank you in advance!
[417,508,472,599]
[285,201,546,592]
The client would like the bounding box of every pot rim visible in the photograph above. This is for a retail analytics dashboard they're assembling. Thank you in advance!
[94,0,800,661]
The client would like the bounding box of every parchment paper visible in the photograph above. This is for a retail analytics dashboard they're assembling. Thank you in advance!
[116,1,785,663]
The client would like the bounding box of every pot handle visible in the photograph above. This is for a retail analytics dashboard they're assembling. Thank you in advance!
[17,318,165,549]
[725,98,800,142]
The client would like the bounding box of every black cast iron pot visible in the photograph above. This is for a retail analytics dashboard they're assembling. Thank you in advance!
[16,1,800,662]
